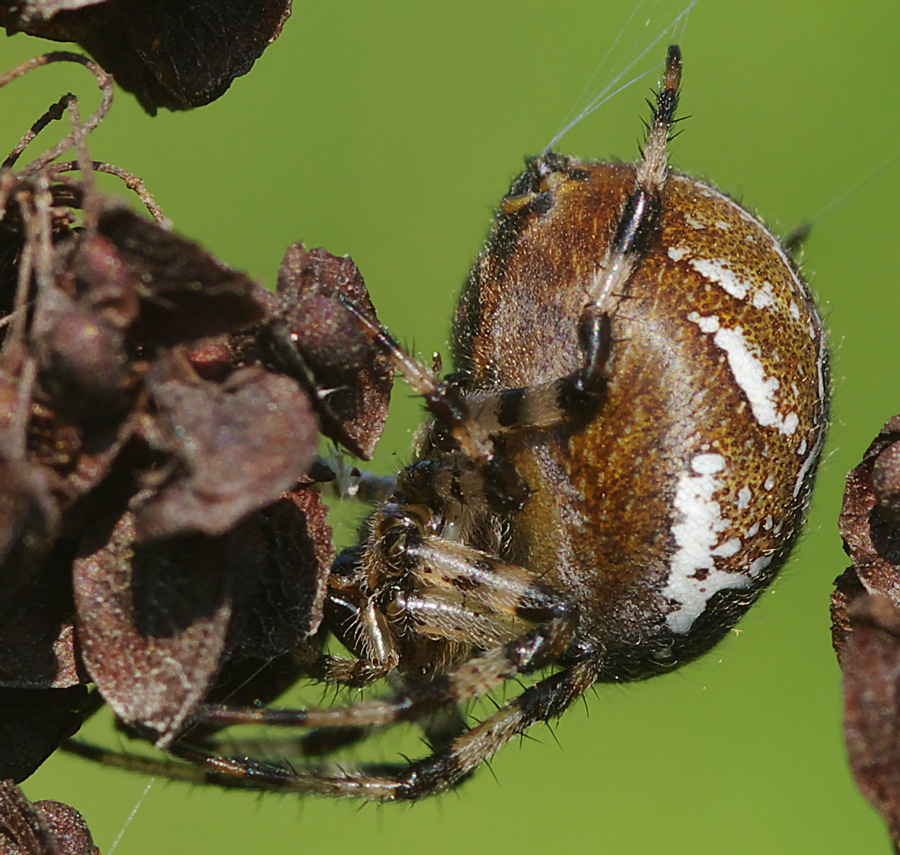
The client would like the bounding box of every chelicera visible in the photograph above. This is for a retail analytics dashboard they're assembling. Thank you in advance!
[75,45,829,801]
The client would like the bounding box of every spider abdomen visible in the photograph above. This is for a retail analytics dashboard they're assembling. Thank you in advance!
[454,158,829,678]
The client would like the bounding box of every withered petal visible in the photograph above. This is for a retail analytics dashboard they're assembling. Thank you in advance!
[265,242,393,459]
[73,511,232,745]
[135,356,316,541]
[2,0,293,114]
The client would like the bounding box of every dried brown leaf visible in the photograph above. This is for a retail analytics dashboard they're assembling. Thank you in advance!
[2,0,293,114]
[73,511,232,744]
[265,243,393,459]
[0,780,99,854]
[135,354,316,541]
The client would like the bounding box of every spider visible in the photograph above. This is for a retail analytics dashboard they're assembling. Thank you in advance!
[69,45,829,802]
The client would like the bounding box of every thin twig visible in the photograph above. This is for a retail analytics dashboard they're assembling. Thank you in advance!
[48,160,170,225]
[0,52,114,176]
[65,95,100,231]
[2,93,74,170]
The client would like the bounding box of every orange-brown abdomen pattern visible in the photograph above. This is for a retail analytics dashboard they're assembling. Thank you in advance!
[454,158,828,675]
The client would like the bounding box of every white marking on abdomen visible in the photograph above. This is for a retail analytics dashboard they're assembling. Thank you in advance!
[689,258,748,300]
[687,312,799,436]
[752,281,776,310]
[663,453,752,634]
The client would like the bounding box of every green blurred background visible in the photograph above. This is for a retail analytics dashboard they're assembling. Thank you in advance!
[3,0,900,851]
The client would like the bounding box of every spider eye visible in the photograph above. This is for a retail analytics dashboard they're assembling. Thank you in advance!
[378,513,423,570]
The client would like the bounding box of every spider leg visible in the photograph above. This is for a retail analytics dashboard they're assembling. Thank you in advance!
[393,658,598,799]
[577,46,680,389]
[405,535,574,638]
[369,55,683,446]
[64,659,596,801]
[190,724,378,760]
[782,221,810,258]
[195,692,466,766]
[192,696,466,763]
[198,525,579,729]
[462,324,612,435]
[195,585,576,730]
[339,300,529,513]
[64,737,416,799]
[417,698,468,752]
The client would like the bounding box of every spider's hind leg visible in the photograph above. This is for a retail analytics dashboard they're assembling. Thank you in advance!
[64,659,597,801]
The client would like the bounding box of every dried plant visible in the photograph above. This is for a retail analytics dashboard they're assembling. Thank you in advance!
[834,414,900,851]
[1,1,294,113]
[0,779,100,855]
[0,54,392,831]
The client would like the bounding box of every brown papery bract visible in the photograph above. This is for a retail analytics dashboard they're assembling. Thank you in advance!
[0,0,293,113]
[0,779,100,855]
[0,54,393,780]
[835,415,900,850]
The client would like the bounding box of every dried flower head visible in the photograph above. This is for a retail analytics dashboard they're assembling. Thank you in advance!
[0,52,390,779]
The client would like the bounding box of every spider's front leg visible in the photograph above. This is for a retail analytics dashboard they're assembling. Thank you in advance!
[155,524,594,800]
[200,498,581,729]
